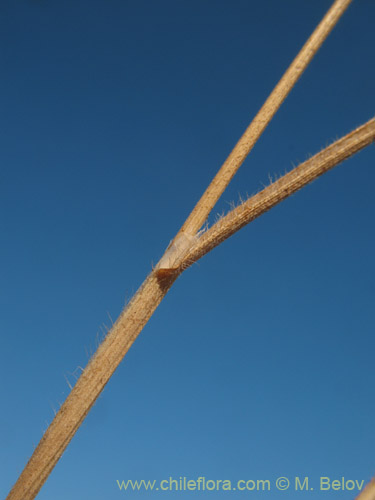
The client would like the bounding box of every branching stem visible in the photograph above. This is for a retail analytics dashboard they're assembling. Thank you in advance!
[176,0,353,238]
[7,1,369,499]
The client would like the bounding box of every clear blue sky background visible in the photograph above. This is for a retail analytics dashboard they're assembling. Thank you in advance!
[1,0,374,498]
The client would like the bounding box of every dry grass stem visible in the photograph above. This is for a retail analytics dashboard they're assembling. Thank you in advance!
[181,118,375,268]
[8,116,374,500]
[6,1,370,498]
[357,479,375,500]
[177,0,353,239]
[6,273,178,500]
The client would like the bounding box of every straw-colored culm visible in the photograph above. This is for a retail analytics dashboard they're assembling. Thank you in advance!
[6,0,374,498]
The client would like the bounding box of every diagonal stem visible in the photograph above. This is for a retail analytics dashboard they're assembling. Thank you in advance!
[176,0,353,239]
[356,479,375,500]
[6,273,178,500]
[181,118,375,267]
[5,1,361,498]
[7,116,374,500]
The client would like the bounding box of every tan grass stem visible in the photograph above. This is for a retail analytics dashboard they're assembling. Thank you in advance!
[180,118,375,268]
[177,0,353,239]
[6,1,366,498]
[6,273,178,500]
[357,479,375,500]
[7,117,374,500]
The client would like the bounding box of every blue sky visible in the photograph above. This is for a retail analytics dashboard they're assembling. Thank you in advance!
[1,0,375,498]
